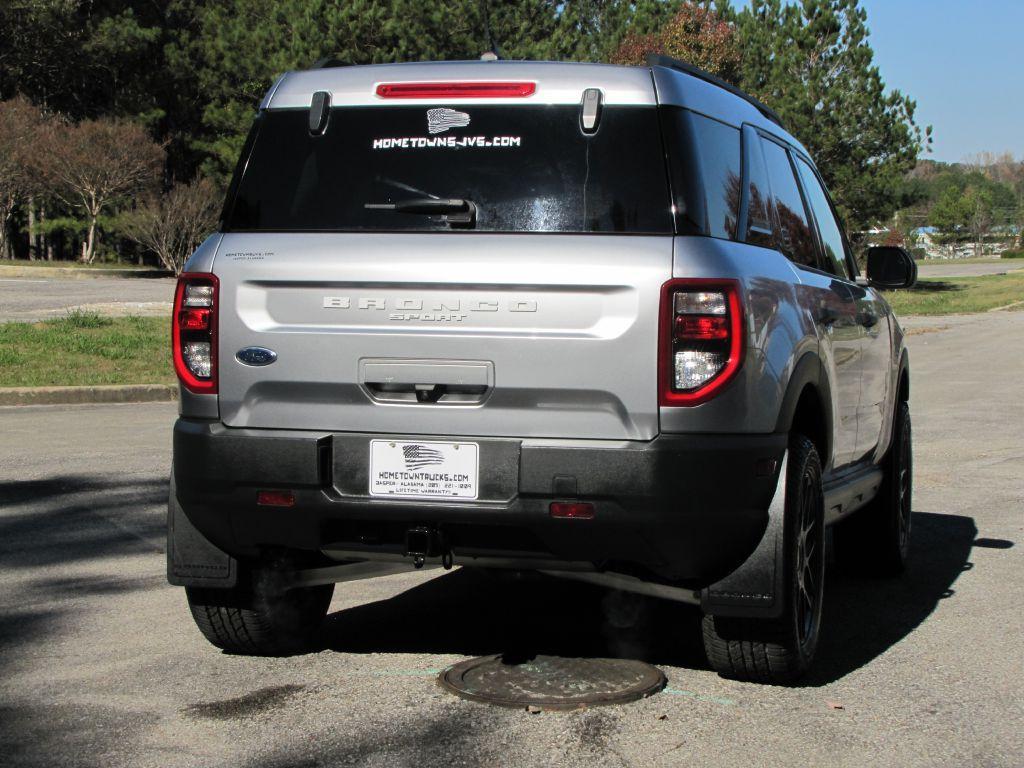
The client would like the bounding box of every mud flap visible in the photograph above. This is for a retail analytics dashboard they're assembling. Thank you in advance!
[167,480,238,588]
[699,452,787,619]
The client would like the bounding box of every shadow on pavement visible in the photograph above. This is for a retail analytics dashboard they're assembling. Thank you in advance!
[0,474,169,680]
[322,511,983,686]
[0,475,167,569]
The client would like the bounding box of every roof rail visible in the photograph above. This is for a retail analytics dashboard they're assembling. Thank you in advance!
[645,54,783,128]
[312,57,350,69]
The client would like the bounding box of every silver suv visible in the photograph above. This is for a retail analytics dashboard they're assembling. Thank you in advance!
[167,56,917,684]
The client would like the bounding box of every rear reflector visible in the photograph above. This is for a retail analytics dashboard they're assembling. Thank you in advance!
[550,502,595,519]
[375,81,536,99]
[257,490,295,507]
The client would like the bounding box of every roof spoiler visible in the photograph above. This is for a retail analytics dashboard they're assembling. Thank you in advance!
[646,54,784,128]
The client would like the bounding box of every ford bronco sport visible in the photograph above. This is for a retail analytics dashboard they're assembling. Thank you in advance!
[168,56,917,684]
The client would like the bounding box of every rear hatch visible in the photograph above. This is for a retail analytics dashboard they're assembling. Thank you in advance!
[214,68,675,440]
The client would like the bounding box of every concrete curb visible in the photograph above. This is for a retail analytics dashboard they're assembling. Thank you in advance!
[0,384,178,406]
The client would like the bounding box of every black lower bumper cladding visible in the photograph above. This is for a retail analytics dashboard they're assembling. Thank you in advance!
[169,419,789,616]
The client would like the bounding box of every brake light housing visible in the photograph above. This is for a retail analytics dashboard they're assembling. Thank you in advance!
[659,279,743,406]
[375,81,536,99]
[172,273,218,394]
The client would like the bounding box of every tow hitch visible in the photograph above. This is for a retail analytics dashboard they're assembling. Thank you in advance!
[405,527,452,569]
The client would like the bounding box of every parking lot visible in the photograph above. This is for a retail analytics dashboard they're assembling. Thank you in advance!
[0,276,175,323]
[0,311,1021,768]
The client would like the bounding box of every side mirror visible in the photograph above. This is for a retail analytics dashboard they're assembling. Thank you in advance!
[866,246,917,289]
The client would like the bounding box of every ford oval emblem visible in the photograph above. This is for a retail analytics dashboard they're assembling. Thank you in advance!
[236,347,277,366]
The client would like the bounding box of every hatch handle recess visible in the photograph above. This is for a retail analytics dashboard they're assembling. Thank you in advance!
[359,359,494,405]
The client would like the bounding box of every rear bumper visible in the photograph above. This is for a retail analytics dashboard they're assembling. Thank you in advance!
[173,419,786,586]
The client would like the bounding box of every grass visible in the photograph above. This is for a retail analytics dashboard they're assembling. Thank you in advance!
[0,313,173,387]
[885,271,1024,316]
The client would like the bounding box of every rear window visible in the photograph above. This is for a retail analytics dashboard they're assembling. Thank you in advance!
[223,105,673,234]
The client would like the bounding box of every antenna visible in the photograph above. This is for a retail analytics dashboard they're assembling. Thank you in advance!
[481,0,501,60]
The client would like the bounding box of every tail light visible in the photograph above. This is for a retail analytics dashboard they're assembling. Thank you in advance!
[172,273,218,394]
[375,82,536,99]
[659,279,743,406]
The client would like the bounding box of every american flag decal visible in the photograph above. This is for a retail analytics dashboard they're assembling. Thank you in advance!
[402,444,446,470]
[427,108,471,134]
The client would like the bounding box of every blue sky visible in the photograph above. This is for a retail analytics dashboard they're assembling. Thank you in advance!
[738,0,1024,162]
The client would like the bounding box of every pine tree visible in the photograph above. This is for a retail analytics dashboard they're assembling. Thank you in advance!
[724,0,931,233]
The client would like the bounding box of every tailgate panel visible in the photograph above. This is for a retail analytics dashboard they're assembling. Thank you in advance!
[215,233,671,440]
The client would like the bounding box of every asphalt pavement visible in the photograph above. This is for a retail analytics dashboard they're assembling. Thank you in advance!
[0,275,175,322]
[0,311,1021,767]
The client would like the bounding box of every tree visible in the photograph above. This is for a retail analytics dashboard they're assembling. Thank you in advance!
[168,0,673,180]
[610,2,742,84]
[722,0,931,235]
[122,177,221,274]
[37,117,164,262]
[0,96,45,259]
[963,185,996,258]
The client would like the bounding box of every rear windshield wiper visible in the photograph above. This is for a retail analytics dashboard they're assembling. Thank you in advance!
[364,197,476,228]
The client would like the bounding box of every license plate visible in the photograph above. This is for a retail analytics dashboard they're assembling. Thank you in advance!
[369,440,479,499]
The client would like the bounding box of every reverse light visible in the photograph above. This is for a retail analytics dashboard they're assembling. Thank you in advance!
[660,279,743,406]
[172,273,218,394]
[375,81,536,99]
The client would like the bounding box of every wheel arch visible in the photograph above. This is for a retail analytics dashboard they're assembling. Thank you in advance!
[897,350,910,403]
[774,353,832,466]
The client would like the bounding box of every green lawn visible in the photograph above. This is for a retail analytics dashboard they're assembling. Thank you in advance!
[886,272,1024,316]
[0,313,173,387]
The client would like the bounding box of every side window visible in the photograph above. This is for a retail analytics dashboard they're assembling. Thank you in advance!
[760,137,819,269]
[690,114,741,240]
[795,157,851,279]
[743,132,775,249]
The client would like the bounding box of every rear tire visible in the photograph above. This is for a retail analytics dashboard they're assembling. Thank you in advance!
[186,566,334,656]
[834,401,912,576]
[701,434,825,685]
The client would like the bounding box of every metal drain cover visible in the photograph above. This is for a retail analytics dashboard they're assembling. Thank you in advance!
[439,654,666,710]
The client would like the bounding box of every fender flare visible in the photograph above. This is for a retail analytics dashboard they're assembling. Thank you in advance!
[896,348,911,402]
[774,352,833,462]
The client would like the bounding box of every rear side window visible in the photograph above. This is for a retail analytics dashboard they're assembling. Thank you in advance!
[760,137,818,269]
[743,134,775,249]
[692,115,741,239]
[224,105,673,234]
[661,109,741,240]
[795,157,851,279]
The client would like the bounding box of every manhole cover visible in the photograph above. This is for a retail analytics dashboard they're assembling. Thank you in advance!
[438,654,666,710]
